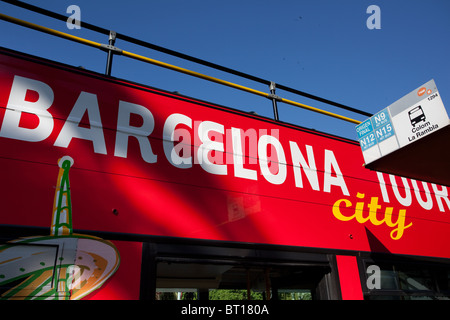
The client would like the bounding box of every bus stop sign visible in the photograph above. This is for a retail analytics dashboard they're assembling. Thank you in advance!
[356,79,450,185]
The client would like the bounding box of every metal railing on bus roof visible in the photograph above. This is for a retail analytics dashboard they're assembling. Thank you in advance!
[0,3,369,125]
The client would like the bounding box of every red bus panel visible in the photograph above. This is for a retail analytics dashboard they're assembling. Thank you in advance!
[0,48,449,257]
[0,48,449,299]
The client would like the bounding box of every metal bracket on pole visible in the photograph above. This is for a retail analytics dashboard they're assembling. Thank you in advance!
[104,30,117,76]
[269,81,280,121]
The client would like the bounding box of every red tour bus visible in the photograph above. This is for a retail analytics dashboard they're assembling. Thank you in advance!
[0,47,449,301]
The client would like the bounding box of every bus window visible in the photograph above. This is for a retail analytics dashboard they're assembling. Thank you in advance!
[142,242,338,300]
[155,260,329,300]
[363,259,450,300]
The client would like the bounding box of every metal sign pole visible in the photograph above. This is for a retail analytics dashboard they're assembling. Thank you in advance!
[105,30,117,76]
[269,81,280,121]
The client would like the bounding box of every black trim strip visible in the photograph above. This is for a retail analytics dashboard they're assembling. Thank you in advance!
[140,242,157,300]
[2,224,450,265]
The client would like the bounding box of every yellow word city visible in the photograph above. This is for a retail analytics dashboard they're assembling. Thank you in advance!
[332,192,413,240]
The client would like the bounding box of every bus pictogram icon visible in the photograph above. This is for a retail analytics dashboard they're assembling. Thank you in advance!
[408,105,426,126]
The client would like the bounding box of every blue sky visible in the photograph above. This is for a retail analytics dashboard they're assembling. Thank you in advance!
[1,0,449,140]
